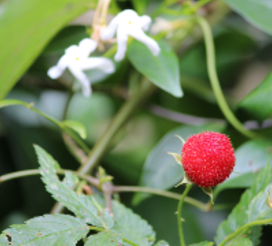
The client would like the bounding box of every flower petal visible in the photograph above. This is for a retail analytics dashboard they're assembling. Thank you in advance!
[47,55,68,79]
[47,66,63,79]
[139,15,152,31]
[68,65,91,97]
[114,27,129,62]
[100,15,120,40]
[129,27,160,56]
[79,38,98,56]
[80,57,115,74]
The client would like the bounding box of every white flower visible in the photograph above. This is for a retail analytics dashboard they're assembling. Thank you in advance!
[47,38,115,97]
[101,9,160,62]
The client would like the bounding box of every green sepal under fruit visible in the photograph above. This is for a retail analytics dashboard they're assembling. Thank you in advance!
[167,151,182,165]
[202,187,214,204]
[175,172,193,187]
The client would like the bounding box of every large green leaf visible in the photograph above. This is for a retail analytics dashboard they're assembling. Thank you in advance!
[0,0,93,99]
[128,40,182,97]
[190,242,214,246]
[133,123,225,204]
[226,238,253,246]
[111,200,156,246]
[215,164,272,245]
[214,139,272,199]
[0,214,89,246]
[85,231,121,246]
[247,183,272,222]
[222,0,272,35]
[153,241,170,246]
[34,145,114,229]
[237,70,272,121]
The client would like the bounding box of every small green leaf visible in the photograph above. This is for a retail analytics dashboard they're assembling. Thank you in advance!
[85,231,122,246]
[111,200,156,246]
[214,139,272,198]
[153,241,170,246]
[238,70,272,121]
[128,40,182,97]
[226,237,253,246]
[1,214,89,246]
[62,120,87,139]
[133,123,225,205]
[222,0,272,35]
[190,242,214,246]
[215,164,272,245]
[34,145,114,229]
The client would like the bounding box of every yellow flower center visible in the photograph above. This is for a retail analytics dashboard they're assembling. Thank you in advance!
[128,21,132,25]
[76,57,80,61]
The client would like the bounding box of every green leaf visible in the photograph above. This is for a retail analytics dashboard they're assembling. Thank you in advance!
[190,242,214,246]
[0,0,93,99]
[62,120,87,139]
[222,0,272,35]
[214,139,272,199]
[226,237,253,246]
[111,200,156,246]
[34,145,114,229]
[128,40,182,97]
[247,183,272,222]
[215,164,272,245]
[237,70,272,121]
[0,234,8,244]
[85,231,122,246]
[131,0,149,15]
[153,241,170,246]
[1,214,89,246]
[133,123,225,205]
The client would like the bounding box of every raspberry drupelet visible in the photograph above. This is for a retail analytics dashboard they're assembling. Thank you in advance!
[181,132,236,188]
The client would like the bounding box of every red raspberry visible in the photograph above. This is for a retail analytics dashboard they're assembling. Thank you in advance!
[181,132,235,187]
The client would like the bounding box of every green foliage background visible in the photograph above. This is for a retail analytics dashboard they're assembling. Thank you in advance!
[0,0,272,245]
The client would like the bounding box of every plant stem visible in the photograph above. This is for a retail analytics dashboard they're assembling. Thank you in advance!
[0,169,99,187]
[78,78,155,176]
[196,17,257,139]
[177,184,193,246]
[113,186,207,211]
[218,218,272,246]
[89,226,104,232]
[0,169,213,212]
[122,238,139,246]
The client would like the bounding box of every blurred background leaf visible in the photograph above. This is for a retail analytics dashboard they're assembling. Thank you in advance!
[0,0,94,99]
[214,139,272,199]
[128,40,183,97]
[222,0,272,35]
[237,70,272,122]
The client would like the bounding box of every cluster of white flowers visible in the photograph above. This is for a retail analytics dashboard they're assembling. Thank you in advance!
[48,9,160,97]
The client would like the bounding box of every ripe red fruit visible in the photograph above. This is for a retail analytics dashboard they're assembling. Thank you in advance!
[181,132,235,187]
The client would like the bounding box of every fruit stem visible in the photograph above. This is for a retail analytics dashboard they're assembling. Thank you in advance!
[196,16,258,139]
[177,184,193,246]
